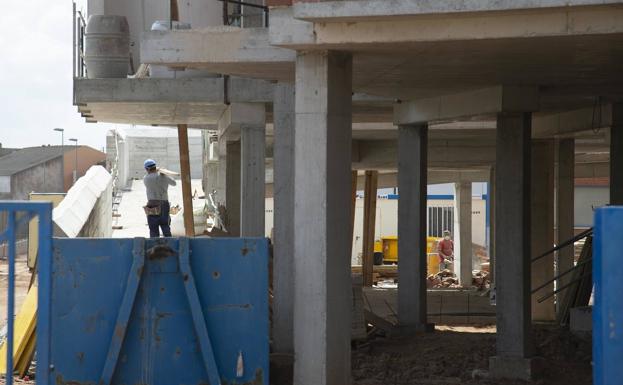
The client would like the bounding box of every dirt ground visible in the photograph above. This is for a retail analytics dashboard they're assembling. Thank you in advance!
[353,325,592,385]
[1,257,592,385]
[0,254,31,331]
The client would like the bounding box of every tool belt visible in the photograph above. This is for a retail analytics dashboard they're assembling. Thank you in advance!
[143,200,164,216]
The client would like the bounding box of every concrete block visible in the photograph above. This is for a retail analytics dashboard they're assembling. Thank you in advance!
[570,306,592,334]
[53,166,112,238]
[489,356,543,381]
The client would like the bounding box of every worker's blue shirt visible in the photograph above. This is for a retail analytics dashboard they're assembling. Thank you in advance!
[143,172,176,201]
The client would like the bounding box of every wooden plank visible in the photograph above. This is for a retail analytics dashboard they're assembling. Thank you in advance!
[362,170,378,287]
[0,286,37,372]
[177,124,195,237]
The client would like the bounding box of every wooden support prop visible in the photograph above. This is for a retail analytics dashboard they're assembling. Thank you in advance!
[178,124,195,237]
[362,170,378,287]
[170,0,179,22]
[349,171,358,257]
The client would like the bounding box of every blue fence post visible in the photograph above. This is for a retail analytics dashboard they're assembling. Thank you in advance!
[36,202,53,385]
[5,211,16,385]
[594,206,623,385]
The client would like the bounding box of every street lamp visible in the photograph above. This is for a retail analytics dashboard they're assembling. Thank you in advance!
[69,138,78,183]
[53,128,64,189]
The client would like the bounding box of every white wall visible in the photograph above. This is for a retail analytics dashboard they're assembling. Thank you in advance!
[263,196,488,265]
[106,128,203,187]
[575,186,609,227]
[0,176,10,193]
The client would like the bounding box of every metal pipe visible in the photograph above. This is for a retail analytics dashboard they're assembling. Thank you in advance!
[532,227,592,263]
[531,257,592,294]
[537,270,592,303]
[216,0,268,11]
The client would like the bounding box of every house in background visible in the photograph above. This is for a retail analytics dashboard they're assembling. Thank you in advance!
[0,144,106,237]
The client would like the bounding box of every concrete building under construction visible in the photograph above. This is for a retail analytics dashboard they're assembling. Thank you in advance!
[69,0,623,383]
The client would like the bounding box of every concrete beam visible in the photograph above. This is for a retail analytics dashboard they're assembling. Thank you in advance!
[293,0,622,22]
[277,4,623,47]
[353,138,496,169]
[533,104,612,138]
[218,103,267,141]
[394,86,539,125]
[74,77,225,103]
[141,27,295,81]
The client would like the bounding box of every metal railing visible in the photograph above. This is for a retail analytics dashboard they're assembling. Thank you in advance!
[0,202,53,385]
[73,3,87,80]
[218,0,269,28]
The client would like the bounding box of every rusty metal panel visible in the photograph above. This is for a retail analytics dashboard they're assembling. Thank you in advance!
[45,237,268,385]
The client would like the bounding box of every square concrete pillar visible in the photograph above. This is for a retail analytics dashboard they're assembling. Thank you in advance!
[556,139,574,318]
[293,51,353,385]
[240,121,266,237]
[531,139,555,321]
[216,138,227,205]
[226,140,241,237]
[272,83,295,355]
[488,167,496,283]
[454,181,473,286]
[490,112,537,380]
[397,124,433,333]
[611,103,623,205]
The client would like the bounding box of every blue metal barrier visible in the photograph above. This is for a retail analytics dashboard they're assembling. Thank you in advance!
[594,206,623,385]
[0,201,53,385]
[1,201,269,385]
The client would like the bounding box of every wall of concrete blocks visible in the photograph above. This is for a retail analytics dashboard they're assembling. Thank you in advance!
[78,179,113,238]
[106,130,203,188]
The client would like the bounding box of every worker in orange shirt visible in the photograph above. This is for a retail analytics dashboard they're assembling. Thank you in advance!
[438,230,454,272]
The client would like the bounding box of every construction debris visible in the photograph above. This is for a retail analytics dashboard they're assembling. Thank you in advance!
[427,269,460,289]
[472,270,491,291]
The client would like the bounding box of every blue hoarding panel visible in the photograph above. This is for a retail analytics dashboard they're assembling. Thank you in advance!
[594,207,623,385]
[44,237,268,385]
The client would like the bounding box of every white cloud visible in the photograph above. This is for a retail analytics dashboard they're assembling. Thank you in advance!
[0,1,115,151]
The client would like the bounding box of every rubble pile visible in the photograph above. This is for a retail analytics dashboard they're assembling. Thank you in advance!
[426,269,461,289]
[472,270,491,291]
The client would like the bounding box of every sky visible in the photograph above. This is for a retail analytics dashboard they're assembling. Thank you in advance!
[0,1,116,152]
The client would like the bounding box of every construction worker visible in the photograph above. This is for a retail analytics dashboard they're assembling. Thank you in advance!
[143,159,176,237]
[438,230,454,271]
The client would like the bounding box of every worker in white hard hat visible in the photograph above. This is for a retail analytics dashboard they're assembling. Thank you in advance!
[143,159,176,237]
[437,230,455,272]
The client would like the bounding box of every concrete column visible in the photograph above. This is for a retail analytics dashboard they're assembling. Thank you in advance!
[225,141,241,237]
[216,138,227,204]
[489,167,496,283]
[397,124,433,333]
[490,112,536,380]
[203,133,219,197]
[556,139,574,318]
[272,83,295,354]
[293,51,352,385]
[611,103,623,205]
[454,181,473,286]
[240,123,266,237]
[531,139,555,321]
